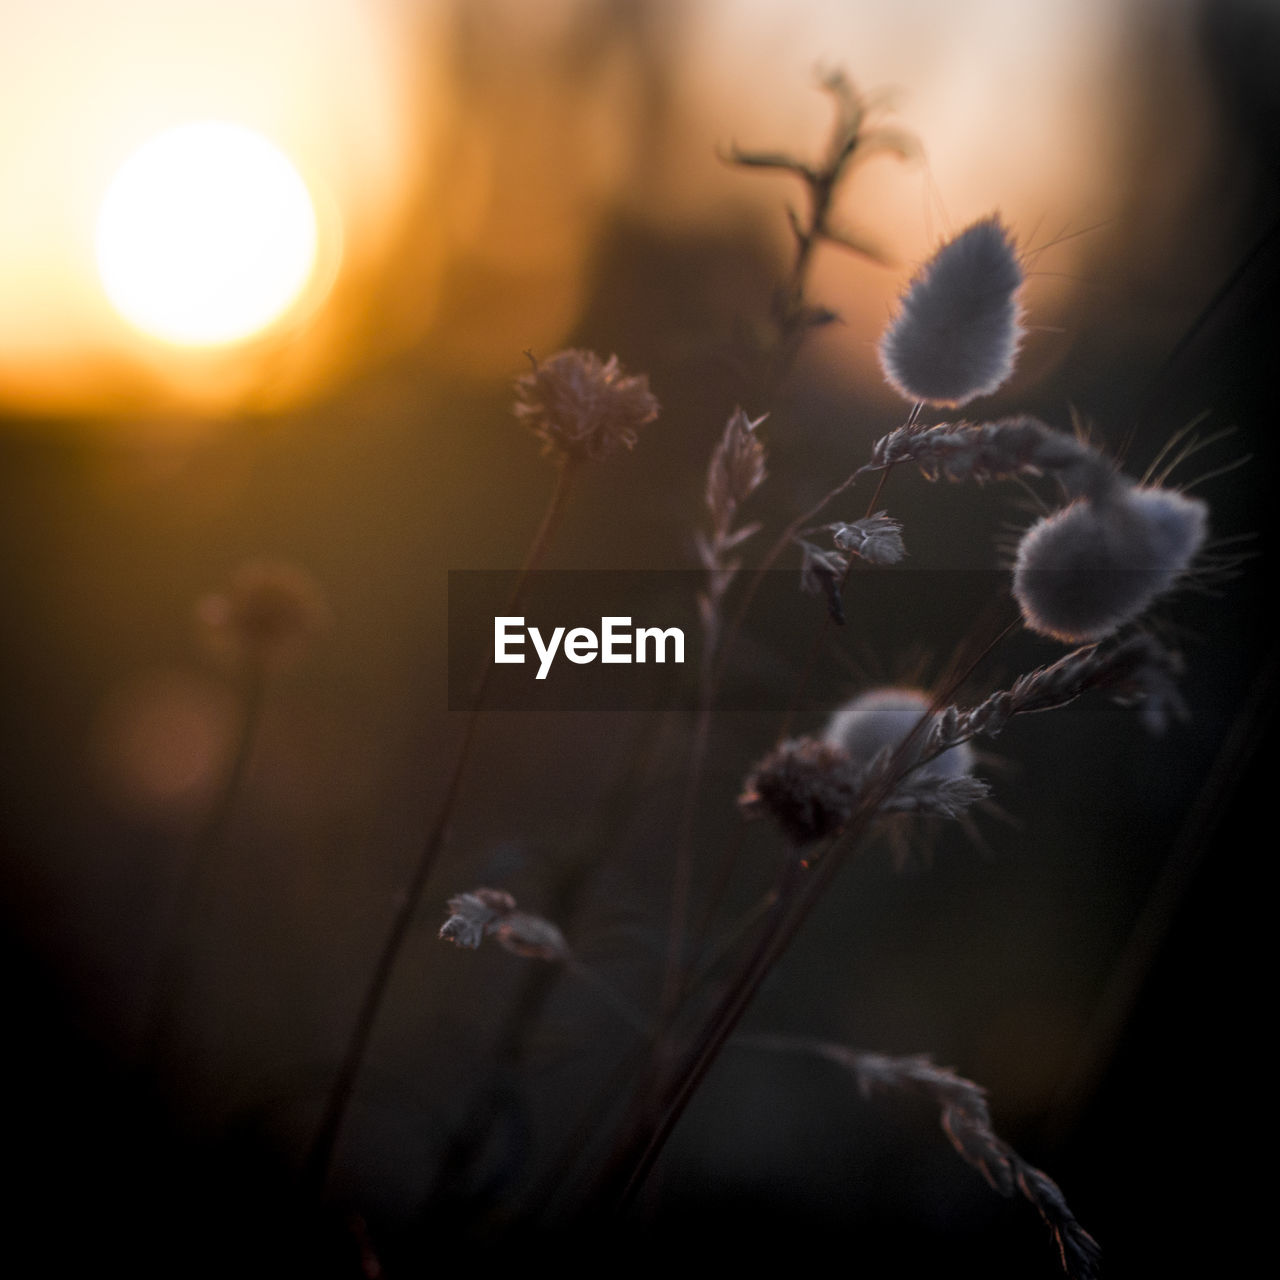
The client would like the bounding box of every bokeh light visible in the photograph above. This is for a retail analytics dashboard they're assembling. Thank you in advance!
[96,122,318,346]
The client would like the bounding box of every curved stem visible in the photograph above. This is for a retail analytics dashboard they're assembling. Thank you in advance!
[774,447,905,740]
[306,461,579,1193]
[599,596,1018,1213]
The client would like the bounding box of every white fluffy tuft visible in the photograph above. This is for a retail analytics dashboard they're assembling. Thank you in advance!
[878,215,1024,407]
[824,688,975,780]
[1012,484,1208,643]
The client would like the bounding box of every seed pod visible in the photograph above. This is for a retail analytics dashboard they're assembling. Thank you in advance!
[825,688,975,781]
[513,349,659,463]
[738,737,860,845]
[1012,484,1208,644]
[878,216,1024,408]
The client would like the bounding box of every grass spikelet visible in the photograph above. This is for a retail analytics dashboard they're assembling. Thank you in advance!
[878,215,1025,407]
[860,416,1114,497]
[925,632,1187,751]
[737,1039,1102,1280]
[1012,484,1208,643]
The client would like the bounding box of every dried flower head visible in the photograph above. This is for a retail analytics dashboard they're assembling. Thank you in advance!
[878,215,1024,407]
[830,512,906,565]
[739,737,859,845]
[490,912,571,962]
[1012,483,1208,644]
[513,349,660,464]
[438,888,569,962]
[438,888,517,949]
[825,687,975,781]
[196,558,330,673]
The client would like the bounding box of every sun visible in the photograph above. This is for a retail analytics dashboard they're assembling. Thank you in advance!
[95,121,318,347]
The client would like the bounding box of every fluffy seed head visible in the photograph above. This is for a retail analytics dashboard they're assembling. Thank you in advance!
[196,559,330,673]
[824,687,975,781]
[878,216,1024,407]
[739,737,859,845]
[1012,484,1208,643]
[513,349,659,464]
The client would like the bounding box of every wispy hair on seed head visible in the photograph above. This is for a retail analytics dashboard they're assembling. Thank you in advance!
[1012,484,1208,644]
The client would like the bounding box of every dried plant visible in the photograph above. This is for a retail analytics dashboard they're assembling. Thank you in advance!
[825,687,974,778]
[858,415,1115,497]
[1013,485,1208,642]
[146,558,329,1066]
[513,349,659,464]
[426,71,1228,1273]
[696,407,768,664]
[736,1038,1101,1280]
[307,350,658,1190]
[877,215,1026,407]
[829,512,906,565]
[262,64,1242,1280]
[440,889,571,962]
[924,632,1189,749]
[738,736,862,845]
[859,417,1210,642]
[724,67,917,394]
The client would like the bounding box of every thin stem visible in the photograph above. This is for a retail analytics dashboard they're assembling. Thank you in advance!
[592,847,813,1213]
[611,767,904,1209]
[306,461,579,1193]
[143,666,266,1064]
[774,455,902,740]
[690,416,914,965]
[655,138,863,1063]
[684,886,779,997]
[599,596,1019,1212]
[711,398,917,701]
[567,959,651,1034]
[665,91,910,1026]
[655,669,712,1034]
[686,824,749,979]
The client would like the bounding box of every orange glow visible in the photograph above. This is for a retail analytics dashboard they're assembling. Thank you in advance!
[669,0,1125,396]
[96,122,318,347]
[0,0,428,419]
[0,0,1165,420]
[91,670,237,820]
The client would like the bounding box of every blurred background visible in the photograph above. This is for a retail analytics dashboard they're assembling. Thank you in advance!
[0,0,1274,1274]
